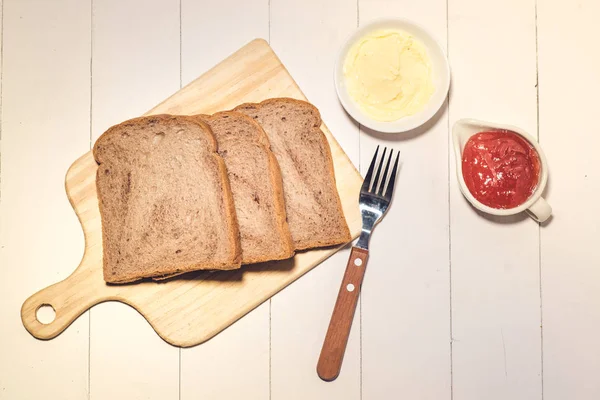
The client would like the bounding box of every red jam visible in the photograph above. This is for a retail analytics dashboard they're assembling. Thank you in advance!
[462,130,541,209]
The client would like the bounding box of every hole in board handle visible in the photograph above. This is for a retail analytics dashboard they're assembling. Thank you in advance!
[36,304,56,325]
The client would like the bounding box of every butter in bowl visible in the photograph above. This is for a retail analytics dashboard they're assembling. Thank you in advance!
[335,18,450,133]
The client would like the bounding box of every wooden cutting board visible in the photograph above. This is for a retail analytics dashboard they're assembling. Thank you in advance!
[21,39,362,347]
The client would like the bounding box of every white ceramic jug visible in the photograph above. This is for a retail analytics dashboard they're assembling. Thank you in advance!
[452,118,552,223]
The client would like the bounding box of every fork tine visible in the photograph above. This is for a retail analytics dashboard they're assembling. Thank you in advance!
[361,145,379,192]
[384,151,400,200]
[377,149,393,196]
[371,147,387,193]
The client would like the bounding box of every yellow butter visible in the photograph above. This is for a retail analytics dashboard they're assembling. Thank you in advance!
[343,29,435,122]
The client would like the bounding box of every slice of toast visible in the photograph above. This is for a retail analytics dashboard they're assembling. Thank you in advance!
[93,114,241,283]
[196,111,294,264]
[234,98,351,250]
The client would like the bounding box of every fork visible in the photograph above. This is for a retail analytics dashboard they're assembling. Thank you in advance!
[317,146,400,382]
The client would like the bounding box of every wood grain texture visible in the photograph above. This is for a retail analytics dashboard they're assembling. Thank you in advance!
[317,247,369,382]
[0,0,91,399]
[20,39,362,348]
[269,0,361,398]
[88,1,181,398]
[179,2,271,400]
[449,0,542,398]
[538,0,600,398]
[358,1,452,399]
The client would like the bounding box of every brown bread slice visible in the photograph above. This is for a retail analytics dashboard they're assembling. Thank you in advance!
[93,114,241,284]
[234,98,351,250]
[196,111,294,264]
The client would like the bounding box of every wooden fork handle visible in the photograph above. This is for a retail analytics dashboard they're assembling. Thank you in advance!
[317,246,369,381]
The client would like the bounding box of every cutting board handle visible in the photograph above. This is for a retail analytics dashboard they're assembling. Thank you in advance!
[21,259,106,340]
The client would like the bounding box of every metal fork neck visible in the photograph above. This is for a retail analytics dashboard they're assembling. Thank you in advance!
[355,230,371,250]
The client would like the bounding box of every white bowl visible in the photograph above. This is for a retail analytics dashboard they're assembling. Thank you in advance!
[452,118,552,222]
[334,18,451,133]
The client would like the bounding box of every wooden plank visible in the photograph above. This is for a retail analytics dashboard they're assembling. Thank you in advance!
[0,0,91,399]
[88,1,180,399]
[180,303,269,400]
[179,1,270,399]
[448,0,542,399]
[358,1,451,399]
[269,0,360,398]
[181,0,269,86]
[537,0,600,398]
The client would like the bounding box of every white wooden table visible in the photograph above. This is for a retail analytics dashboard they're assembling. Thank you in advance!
[1,0,598,399]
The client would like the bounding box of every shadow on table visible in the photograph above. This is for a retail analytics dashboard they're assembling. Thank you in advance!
[155,257,296,283]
